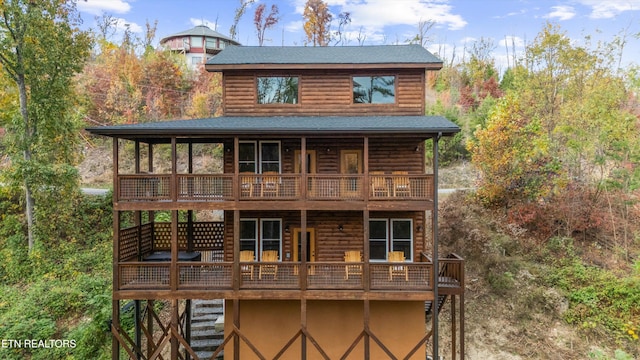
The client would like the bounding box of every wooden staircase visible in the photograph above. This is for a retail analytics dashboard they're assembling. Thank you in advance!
[190,299,224,360]
[425,294,448,320]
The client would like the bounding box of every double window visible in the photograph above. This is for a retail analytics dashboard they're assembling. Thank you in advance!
[240,219,282,259]
[257,76,299,104]
[369,219,413,261]
[353,76,396,104]
[239,141,281,173]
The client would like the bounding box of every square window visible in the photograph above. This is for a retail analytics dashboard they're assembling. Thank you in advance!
[353,76,395,104]
[257,77,298,104]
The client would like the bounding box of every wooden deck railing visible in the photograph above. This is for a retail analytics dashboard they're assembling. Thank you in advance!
[116,257,462,293]
[116,173,434,202]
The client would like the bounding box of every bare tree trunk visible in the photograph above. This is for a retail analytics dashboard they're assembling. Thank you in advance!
[17,73,35,251]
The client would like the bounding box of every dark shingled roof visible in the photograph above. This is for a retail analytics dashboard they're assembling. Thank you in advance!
[205,44,442,69]
[86,116,459,139]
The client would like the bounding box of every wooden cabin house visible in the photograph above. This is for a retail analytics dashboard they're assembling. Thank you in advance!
[87,45,465,360]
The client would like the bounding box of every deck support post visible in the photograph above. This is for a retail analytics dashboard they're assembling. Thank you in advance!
[134,300,141,360]
[171,299,179,360]
[432,133,441,360]
[364,299,370,359]
[112,299,120,360]
[301,208,308,359]
[147,300,154,358]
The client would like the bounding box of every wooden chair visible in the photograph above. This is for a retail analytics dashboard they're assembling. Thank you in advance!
[370,171,389,198]
[388,251,408,281]
[344,250,362,280]
[239,250,255,280]
[260,171,280,197]
[392,171,411,197]
[259,250,279,279]
[240,172,255,197]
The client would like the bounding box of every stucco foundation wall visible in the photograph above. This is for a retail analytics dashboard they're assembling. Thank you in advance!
[224,299,425,359]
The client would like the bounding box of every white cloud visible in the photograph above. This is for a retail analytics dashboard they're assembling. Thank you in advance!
[577,0,640,19]
[77,0,132,16]
[114,17,143,34]
[290,0,466,32]
[544,5,576,20]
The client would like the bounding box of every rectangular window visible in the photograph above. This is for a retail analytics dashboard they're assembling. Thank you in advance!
[353,76,396,104]
[239,141,280,173]
[206,38,217,49]
[190,36,203,47]
[369,219,413,261]
[260,219,282,259]
[191,56,203,65]
[240,219,258,253]
[239,142,256,173]
[257,76,299,104]
[391,219,413,260]
[369,219,388,261]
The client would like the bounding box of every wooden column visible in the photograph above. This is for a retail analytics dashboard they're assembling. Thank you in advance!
[146,300,154,359]
[148,143,154,230]
[112,138,120,360]
[112,299,120,360]
[432,133,441,359]
[171,209,178,291]
[187,142,194,252]
[171,299,179,359]
[363,137,370,291]
[364,299,370,359]
[300,209,307,359]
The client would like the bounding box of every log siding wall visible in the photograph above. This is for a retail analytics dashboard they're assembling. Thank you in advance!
[222,69,426,116]
[224,138,425,174]
[224,210,426,262]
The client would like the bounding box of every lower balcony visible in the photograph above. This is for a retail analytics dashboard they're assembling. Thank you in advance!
[115,254,464,300]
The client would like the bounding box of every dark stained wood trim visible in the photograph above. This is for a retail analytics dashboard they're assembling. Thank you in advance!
[113,200,435,212]
[112,289,436,301]
[206,63,443,71]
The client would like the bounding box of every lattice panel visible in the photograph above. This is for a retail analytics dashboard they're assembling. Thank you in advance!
[119,227,139,261]
[191,222,225,250]
[153,221,225,251]
[140,223,154,255]
[152,222,172,250]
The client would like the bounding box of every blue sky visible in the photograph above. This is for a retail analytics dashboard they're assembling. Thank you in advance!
[77,0,640,71]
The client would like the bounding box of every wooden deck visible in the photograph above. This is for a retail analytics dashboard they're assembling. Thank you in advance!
[114,256,463,300]
[116,173,434,203]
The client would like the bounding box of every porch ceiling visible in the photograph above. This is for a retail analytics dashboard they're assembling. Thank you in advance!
[85,115,460,143]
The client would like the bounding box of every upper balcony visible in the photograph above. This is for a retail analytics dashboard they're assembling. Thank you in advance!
[115,172,435,211]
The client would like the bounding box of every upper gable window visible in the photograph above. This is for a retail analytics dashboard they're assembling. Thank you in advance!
[353,76,396,104]
[257,77,299,104]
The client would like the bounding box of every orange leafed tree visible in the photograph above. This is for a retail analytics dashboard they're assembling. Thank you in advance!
[303,0,332,46]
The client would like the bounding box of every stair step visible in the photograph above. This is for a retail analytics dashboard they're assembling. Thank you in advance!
[192,306,223,315]
[192,313,222,322]
[191,330,224,340]
[195,350,224,360]
[190,338,224,351]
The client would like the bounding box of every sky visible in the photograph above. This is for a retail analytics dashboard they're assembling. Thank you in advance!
[76,0,640,71]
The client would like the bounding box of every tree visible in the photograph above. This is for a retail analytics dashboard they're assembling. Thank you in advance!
[0,0,91,251]
[229,0,255,41]
[303,0,332,46]
[254,3,279,46]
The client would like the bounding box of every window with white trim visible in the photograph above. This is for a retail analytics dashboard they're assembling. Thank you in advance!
[369,219,413,261]
[369,219,388,261]
[240,219,258,253]
[260,219,282,259]
[239,141,281,173]
[240,218,282,260]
